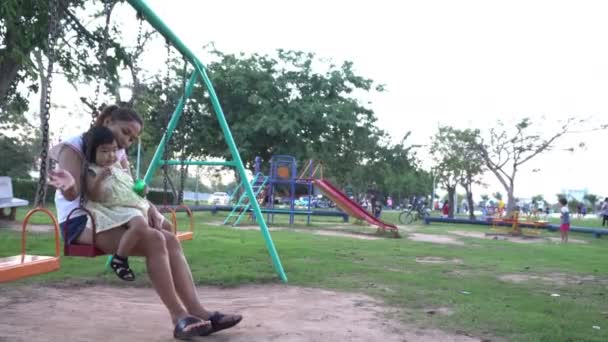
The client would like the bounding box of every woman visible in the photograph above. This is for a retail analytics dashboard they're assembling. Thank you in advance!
[48,105,242,340]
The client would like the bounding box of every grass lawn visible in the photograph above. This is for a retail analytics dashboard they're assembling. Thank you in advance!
[1,206,607,341]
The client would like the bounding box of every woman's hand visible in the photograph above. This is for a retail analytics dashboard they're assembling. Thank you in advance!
[148,205,163,230]
[48,168,76,191]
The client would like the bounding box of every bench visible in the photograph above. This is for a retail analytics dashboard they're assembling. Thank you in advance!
[0,177,29,221]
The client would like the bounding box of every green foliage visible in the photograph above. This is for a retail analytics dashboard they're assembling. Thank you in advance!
[135,47,428,200]
[1,0,133,115]
[431,126,485,217]
[0,133,36,178]
[10,178,53,203]
[531,194,544,204]
[584,194,599,210]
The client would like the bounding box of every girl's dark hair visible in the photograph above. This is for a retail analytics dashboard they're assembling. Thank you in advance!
[94,103,144,128]
[83,126,116,164]
[559,197,568,206]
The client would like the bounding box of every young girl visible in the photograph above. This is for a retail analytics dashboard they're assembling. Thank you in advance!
[83,126,151,281]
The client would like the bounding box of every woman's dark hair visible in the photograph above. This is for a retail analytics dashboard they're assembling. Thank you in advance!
[83,126,116,164]
[94,103,144,128]
[559,197,568,206]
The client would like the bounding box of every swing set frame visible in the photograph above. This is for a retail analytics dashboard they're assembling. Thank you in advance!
[0,0,287,284]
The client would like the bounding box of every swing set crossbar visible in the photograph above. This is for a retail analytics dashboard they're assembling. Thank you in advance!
[128,0,287,282]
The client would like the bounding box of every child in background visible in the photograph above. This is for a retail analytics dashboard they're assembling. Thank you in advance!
[442,200,449,217]
[559,197,570,243]
[600,198,608,227]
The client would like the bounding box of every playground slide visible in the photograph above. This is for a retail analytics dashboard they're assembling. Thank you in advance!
[313,179,398,231]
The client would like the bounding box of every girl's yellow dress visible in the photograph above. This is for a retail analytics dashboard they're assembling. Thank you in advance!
[85,163,149,232]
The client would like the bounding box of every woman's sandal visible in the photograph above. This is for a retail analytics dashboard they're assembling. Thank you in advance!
[109,255,135,282]
[200,311,243,336]
[173,316,213,340]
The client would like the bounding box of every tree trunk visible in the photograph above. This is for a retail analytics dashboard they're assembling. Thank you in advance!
[466,192,475,219]
[0,60,21,104]
[506,180,516,216]
[447,186,456,218]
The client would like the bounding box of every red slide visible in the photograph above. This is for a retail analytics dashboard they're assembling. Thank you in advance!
[314,179,398,232]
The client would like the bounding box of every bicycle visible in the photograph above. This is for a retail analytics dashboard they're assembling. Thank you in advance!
[398,204,429,224]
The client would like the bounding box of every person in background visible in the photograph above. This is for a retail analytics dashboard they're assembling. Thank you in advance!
[559,197,570,243]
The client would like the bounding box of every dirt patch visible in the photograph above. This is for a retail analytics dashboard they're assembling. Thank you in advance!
[408,233,464,245]
[498,273,608,286]
[546,237,588,244]
[448,230,587,244]
[416,256,463,264]
[227,225,382,240]
[307,229,381,240]
[425,307,455,316]
[0,220,57,233]
[0,284,480,342]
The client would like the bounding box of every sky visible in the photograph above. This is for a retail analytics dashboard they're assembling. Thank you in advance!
[37,0,608,201]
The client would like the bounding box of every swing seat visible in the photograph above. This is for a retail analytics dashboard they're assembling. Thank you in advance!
[0,208,61,283]
[175,204,195,241]
[63,207,106,257]
[161,205,195,241]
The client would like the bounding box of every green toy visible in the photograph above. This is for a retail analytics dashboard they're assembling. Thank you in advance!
[133,179,146,197]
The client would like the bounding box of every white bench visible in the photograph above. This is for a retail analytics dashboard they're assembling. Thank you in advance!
[0,177,29,221]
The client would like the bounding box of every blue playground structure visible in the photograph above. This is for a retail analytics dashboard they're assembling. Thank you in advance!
[224,155,348,226]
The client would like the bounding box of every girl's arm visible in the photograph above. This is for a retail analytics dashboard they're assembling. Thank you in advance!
[85,167,112,202]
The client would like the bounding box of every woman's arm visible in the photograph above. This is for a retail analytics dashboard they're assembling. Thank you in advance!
[52,147,84,201]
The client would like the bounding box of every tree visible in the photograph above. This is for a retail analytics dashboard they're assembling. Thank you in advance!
[431,126,485,219]
[430,127,462,218]
[138,48,391,184]
[0,133,36,178]
[1,0,134,116]
[493,192,503,201]
[583,194,599,212]
[476,117,587,213]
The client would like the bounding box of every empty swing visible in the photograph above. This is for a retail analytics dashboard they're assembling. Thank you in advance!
[0,208,61,283]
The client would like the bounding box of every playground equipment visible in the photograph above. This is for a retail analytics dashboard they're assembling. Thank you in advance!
[160,204,195,241]
[0,208,61,283]
[225,154,397,234]
[424,215,608,238]
[224,173,269,226]
[0,0,287,283]
[126,0,286,282]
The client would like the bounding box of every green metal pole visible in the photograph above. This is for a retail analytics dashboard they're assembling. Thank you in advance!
[126,0,287,282]
[192,62,288,282]
[161,160,236,167]
[143,71,197,185]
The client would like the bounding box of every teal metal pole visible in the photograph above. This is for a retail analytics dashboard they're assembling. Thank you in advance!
[136,138,142,179]
[161,160,236,167]
[126,0,287,282]
[193,62,287,282]
[143,72,197,185]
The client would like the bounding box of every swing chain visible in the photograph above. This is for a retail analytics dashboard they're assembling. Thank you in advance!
[36,0,60,207]
[177,58,189,204]
[91,0,113,125]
